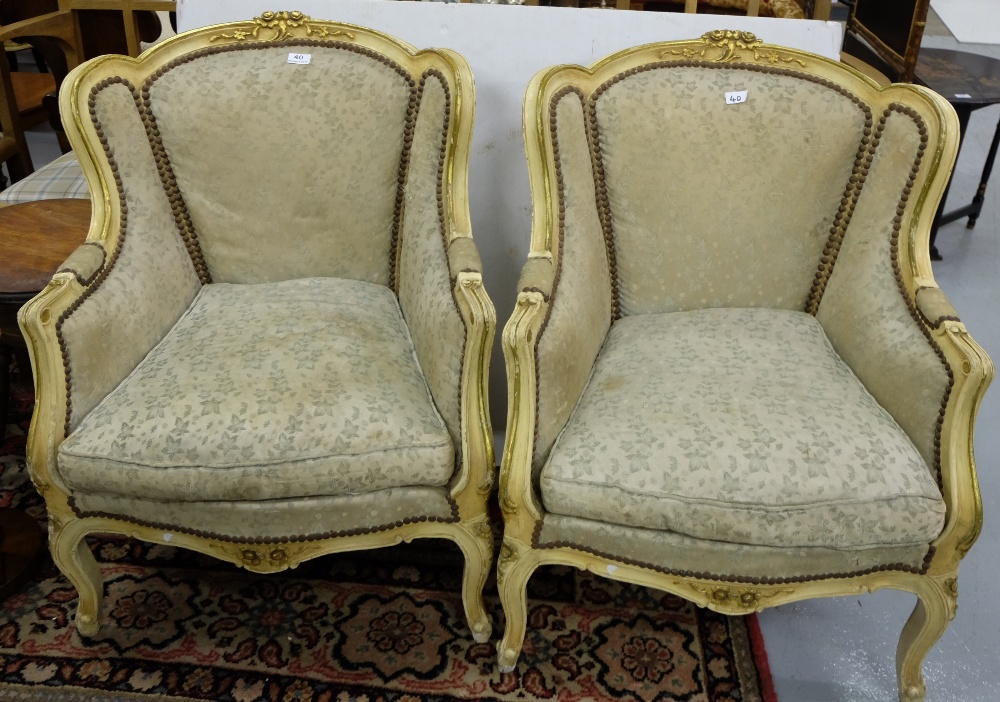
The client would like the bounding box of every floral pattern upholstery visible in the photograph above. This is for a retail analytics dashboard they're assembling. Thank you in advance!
[397,75,465,450]
[58,278,454,502]
[539,308,945,549]
[72,487,457,541]
[817,113,950,472]
[538,515,932,580]
[594,66,868,317]
[533,91,613,471]
[62,82,202,434]
[148,45,412,286]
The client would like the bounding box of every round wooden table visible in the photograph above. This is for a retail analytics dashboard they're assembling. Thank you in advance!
[1,197,91,601]
[916,48,1000,260]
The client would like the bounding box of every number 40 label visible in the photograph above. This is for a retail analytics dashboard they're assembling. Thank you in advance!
[288,53,311,65]
[725,90,748,105]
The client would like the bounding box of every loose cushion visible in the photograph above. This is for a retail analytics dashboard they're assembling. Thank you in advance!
[145,44,412,285]
[0,152,88,206]
[58,278,454,502]
[539,308,946,550]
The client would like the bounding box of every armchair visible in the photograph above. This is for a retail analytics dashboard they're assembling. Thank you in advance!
[18,14,496,642]
[497,32,992,702]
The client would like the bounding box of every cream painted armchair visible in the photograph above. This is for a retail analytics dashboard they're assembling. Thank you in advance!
[497,32,992,701]
[18,14,496,642]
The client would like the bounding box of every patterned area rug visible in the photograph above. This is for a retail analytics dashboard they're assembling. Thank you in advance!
[2,414,775,702]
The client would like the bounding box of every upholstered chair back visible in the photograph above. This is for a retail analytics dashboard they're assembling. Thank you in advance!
[83,36,454,287]
[551,53,882,318]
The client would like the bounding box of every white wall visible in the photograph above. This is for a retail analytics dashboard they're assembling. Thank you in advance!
[177,0,843,421]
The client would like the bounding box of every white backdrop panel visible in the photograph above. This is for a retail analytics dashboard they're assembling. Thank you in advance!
[177,0,843,422]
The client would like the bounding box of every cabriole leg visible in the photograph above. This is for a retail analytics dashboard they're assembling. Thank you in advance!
[896,575,958,702]
[50,519,102,636]
[496,539,536,673]
[453,521,493,643]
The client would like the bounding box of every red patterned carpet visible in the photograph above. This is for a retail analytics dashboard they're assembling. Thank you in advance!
[2,409,776,702]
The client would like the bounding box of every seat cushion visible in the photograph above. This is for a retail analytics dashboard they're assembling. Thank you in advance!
[539,308,946,550]
[58,278,454,502]
[0,152,88,205]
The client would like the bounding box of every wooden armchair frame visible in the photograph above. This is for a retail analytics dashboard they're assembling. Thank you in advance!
[497,33,992,702]
[19,15,496,643]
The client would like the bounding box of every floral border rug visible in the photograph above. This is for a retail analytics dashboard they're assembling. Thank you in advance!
[2,419,776,702]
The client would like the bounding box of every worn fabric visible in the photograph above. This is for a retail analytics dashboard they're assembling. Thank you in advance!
[539,308,945,549]
[59,278,454,502]
[0,152,88,205]
[147,44,412,285]
[533,90,613,471]
[594,65,868,316]
[71,487,457,541]
[397,75,465,450]
[817,111,951,472]
[537,515,932,581]
[61,82,202,435]
[57,244,105,284]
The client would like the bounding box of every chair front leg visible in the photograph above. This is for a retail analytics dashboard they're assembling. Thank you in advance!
[896,573,959,702]
[452,516,494,643]
[50,516,103,636]
[496,536,540,673]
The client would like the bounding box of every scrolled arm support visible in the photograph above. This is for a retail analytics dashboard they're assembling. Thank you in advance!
[18,271,97,499]
[499,287,550,538]
[930,321,993,566]
[449,265,497,508]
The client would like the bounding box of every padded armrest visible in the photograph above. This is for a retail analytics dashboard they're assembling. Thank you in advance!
[56,243,105,286]
[517,256,555,299]
[447,235,483,278]
[916,286,961,329]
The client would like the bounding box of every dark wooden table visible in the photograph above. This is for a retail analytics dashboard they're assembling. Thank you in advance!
[916,48,1000,260]
[1,197,90,601]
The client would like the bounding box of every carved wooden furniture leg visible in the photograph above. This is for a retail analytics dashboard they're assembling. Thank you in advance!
[50,519,103,636]
[897,575,959,702]
[496,539,537,673]
[454,518,495,643]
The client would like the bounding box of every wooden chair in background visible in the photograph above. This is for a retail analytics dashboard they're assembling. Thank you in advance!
[0,0,171,171]
[0,42,34,186]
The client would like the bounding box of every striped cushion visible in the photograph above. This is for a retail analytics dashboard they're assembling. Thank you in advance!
[0,152,88,205]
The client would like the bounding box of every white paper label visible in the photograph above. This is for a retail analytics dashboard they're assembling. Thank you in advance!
[955,93,972,99]
[288,53,312,65]
[725,90,748,105]
[163,532,173,542]
[607,564,618,574]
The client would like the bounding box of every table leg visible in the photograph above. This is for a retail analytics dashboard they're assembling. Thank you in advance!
[965,112,1000,230]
